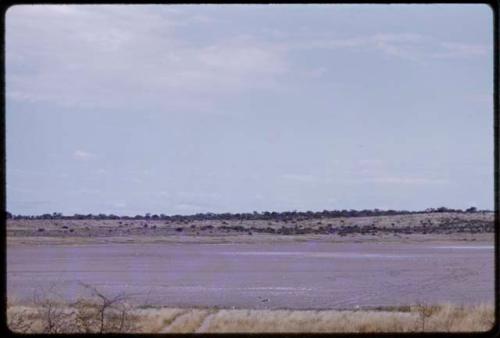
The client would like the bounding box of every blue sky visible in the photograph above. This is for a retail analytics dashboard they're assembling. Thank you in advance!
[6,4,493,215]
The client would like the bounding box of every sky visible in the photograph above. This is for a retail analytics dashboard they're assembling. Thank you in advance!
[5,4,494,215]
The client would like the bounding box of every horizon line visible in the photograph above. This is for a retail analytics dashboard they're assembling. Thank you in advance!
[6,206,492,219]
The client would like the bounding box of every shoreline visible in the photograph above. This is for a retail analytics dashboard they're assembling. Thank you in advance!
[7,232,494,246]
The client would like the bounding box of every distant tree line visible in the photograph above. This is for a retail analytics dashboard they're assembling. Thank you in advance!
[5,206,484,221]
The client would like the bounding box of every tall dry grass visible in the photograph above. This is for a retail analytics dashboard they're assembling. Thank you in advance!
[7,284,139,334]
[8,302,494,333]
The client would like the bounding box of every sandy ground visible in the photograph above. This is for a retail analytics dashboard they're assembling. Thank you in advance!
[7,240,494,310]
[7,232,494,246]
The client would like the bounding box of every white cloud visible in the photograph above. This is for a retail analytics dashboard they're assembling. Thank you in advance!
[112,201,127,209]
[174,203,209,213]
[8,168,46,176]
[6,5,490,113]
[75,188,101,195]
[254,193,265,200]
[365,176,449,185]
[129,178,143,184]
[178,191,221,200]
[73,150,96,161]
[432,42,490,59]
[7,185,36,193]
[303,67,328,78]
[282,173,317,183]
[276,32,490,62]
[468,92,493,104]
[6,5,288,110]
[357,159,384,167]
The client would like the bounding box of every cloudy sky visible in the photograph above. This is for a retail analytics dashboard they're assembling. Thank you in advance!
[6,4,493,215]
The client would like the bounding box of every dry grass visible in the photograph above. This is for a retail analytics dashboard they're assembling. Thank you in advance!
[8,302,494,333]
[7,284,140,334]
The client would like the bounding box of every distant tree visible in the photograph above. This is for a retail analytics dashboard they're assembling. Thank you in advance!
[5,211,12,219]
[466,206,477,213]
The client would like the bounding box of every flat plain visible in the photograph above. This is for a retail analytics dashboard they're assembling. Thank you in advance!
[6,211,495,333]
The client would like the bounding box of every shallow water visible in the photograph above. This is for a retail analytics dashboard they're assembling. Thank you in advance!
[7,241,494,310]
